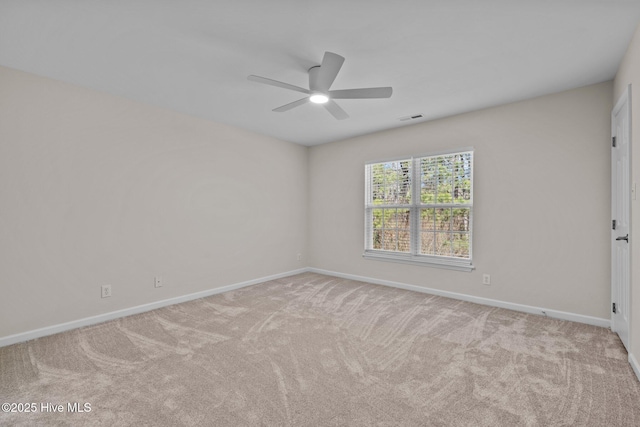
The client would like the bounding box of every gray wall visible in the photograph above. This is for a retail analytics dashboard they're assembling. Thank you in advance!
[0,65,616,343]
[0,66,308,338]
[308,82,612,320]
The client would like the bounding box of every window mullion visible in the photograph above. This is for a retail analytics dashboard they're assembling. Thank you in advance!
[410,157,420,256]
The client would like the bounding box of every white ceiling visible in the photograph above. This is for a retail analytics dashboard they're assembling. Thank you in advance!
[1,1,639,146]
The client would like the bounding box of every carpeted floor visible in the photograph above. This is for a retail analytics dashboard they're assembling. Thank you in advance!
[1,272,639,426]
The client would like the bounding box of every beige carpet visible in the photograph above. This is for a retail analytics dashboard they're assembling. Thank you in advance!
[1,272,639,426]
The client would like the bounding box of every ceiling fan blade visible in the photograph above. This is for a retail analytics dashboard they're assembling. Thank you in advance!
[315,52,345,91]
[248,75,310,94]
[324,100,349,120]
[329,87,393,99]
[273,97,309,112]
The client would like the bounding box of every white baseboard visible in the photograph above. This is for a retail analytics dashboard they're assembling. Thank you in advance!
[0,268,307,348]
[630,353,640,383]
[307,268,611,329]
[0,266,613,348]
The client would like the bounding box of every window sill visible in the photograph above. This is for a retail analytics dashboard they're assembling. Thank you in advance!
[363,251,474,272]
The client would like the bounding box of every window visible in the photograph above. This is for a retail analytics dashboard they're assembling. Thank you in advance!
[364,149,473,271]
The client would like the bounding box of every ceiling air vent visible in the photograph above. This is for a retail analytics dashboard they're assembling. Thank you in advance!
[399,114,423,122]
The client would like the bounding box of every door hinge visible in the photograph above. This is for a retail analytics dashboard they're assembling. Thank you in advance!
[613,219,617,230]
[612,136,617,147]
[613,302,617,314]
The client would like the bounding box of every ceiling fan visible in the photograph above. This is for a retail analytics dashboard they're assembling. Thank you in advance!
[248,51,392,120]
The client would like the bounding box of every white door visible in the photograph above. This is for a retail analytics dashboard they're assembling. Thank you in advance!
[611,85,631,352]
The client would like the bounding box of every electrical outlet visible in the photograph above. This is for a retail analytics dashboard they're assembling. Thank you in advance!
[482,274,491,286]
[296,253,302,261]
[101,284,112,298]
[154,276,162,288]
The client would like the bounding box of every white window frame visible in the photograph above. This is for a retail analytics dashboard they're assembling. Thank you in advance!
[363,148,474,271]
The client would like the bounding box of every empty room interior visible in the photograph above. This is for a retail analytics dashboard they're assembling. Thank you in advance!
[2,1,640,426]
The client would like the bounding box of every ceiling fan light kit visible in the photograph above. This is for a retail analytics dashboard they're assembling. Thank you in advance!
[309,93,329,104]
[248,51,392,120]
